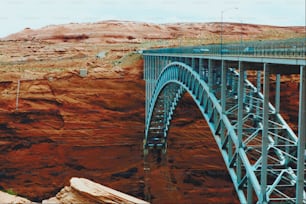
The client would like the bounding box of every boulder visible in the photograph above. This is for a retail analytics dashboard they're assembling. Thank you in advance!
[42,177,149,204]
[0,191,33,204]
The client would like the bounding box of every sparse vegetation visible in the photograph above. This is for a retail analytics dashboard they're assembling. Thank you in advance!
[5,188,17,196]
[113,53,142,66]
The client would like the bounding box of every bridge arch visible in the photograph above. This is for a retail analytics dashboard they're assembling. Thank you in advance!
[144,61,253,201]
[145,62,220,148]
[143,54,305,203]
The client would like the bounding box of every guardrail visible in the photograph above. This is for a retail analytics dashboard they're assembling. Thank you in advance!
[143,37,306,58]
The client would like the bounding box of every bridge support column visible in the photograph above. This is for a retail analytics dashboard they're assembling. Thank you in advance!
[275,74,280,114]
[238,61,244,146]
[157,56,162,75]
[221,60,227,143]
[256,71,261,89]
[274,74,281,146]
[237,61,244,183]
[296,65,306,204]
[144,56,148,119]
[145,56,154,121]
[232,72,238,98]
[247,175,253,204]
[208,59,213,91]
[221,60,227,113]
[260,63,270,204]
[191,58,195,69]
[275,74,281,114]
[255,71,262,125]
[199,58,204,79]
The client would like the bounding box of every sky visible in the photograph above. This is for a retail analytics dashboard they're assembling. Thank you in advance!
[0,0,305,37]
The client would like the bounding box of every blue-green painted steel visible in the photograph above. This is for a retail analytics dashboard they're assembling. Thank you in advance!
[296,66,306,203]
[143,39,306,203]
[143,37,306,58]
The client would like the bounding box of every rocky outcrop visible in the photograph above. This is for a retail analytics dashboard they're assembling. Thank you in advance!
[0,178,148,204]
[42,177,149,204]
[0,191,33,204]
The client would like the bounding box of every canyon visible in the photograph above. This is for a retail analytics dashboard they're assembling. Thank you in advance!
[0,21,304,203]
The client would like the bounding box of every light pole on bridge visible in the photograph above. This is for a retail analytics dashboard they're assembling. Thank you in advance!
[220,7,238,55]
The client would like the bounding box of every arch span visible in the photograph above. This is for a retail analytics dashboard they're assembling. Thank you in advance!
[144,61,303,203]
[144,62,220,149]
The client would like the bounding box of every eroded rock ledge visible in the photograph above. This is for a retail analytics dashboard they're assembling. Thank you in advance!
[1,177,149,204]
[0,191,33,204]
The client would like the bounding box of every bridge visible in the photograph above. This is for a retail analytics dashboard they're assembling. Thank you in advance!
[143,38,306,203]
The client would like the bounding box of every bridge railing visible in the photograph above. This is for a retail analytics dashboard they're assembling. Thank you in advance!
[143,37,306,58]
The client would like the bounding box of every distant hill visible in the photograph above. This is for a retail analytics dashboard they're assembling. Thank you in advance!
[2,20,305,43]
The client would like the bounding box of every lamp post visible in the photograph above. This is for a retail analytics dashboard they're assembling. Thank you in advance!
[220,7,238,55]
[240,20,243,55]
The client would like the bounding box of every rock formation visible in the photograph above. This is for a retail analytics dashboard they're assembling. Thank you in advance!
[43,177,149,204]
[0,177,148,204]
[0,191,33,204]
[0,21,304,203]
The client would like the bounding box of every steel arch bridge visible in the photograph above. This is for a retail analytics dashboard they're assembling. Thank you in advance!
[143,38,306,203]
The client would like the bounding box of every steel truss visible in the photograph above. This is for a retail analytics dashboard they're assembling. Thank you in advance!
[143,52,305,203]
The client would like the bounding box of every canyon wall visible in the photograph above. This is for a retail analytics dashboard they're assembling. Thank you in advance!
[0,21,303,203]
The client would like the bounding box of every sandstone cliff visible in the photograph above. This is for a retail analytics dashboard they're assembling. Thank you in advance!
[0,21,304,203]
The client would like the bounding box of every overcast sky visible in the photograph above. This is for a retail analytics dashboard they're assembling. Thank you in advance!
[0,0,305,37]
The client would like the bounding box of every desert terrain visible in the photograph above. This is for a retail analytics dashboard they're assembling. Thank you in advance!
[0,21,304,203]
